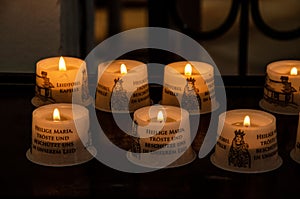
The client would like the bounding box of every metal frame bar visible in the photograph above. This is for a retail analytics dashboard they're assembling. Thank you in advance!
[165,0,300,76]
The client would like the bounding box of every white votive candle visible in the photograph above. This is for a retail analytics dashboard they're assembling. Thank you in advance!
[161,61,218,114]
[34,56,90,105]
[211,109,282,173]
[290,112,300,164]
[261,60,300,115]
[95,59,151,113]
[27,103,94,166]
[127,105,196,168]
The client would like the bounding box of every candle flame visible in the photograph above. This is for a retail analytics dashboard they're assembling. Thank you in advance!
[290,67,298,75]
[120,63,127,74]
[53,108,61,121]
[59,56,67,71]
[157,111,164,122]
[243,115,250,127]
[184,63,192,76]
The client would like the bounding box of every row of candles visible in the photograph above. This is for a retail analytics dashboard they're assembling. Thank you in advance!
[26,56,300,173]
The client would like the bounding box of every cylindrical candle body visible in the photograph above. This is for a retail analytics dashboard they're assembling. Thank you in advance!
[34,57,90,105]
[261,60,300,114]
[211,109,282,173]
[28,103,93,166]
[290,112,300,164]
[95,59,151,113]
[161,61,218,114]
[128,105,195,168]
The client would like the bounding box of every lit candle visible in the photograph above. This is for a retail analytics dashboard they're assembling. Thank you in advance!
[127,105,196,168]
[243,115,250,127]
[211,109,282,173]
[290,112,300,164]
[260,60,300,115]
[161,61,219,114]
[95,59,151,113]
[290,67,298,75]
[26,103,95,166]
[32,56,91,107]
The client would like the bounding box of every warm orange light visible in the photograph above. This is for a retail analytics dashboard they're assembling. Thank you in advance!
[53,108,61,121]
[120,63,127,74]
[157,111,164,122]
[184,63,192,76]
[59,56,67,71]
[243,115,250,127]
[290,67,298,75]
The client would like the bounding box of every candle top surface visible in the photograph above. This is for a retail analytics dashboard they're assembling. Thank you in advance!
[98,59,146,74]
[134,105,189,125]
[221,109,275,129]
[166,61,213,76]
[33,103,89,122]
[267,60,300,76]
[37,56,84,71]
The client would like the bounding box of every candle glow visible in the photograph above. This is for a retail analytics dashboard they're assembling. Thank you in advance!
[120,63,127,74]
[59,56,67,71]
[53,108,61,121]
[290,67,298,75]
[184,63,192,76]
[157,111,164,122]
[243,115,250,127]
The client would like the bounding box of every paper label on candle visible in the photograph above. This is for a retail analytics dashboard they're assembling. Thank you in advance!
[32,125,81,155]
[131,124,190,157]
[216,128,279,169]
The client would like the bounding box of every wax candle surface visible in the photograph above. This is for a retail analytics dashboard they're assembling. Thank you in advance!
[161,61,218,114]
[34,56,90,105]
[95,59,150,112]
[211,109,282,173]
[27,103,94,166]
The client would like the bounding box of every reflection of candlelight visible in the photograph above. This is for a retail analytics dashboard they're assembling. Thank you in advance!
[59,56,67,71]
[120,63,127,74]
[243,115,250,127]
[53,108,61,121]
[184,63,192,76]
[290,67,298,75]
